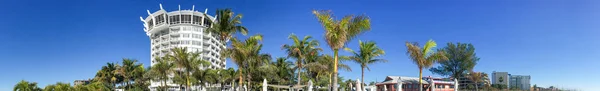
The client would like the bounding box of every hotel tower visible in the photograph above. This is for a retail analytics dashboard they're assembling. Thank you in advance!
[141,4,225,91]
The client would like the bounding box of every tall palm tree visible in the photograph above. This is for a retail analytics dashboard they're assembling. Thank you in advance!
[93,62,121,90]
[117,58,144,90]
[206,8,248,90]
[245,45,272,91]
[282,34,321,85]
[148,57,174,91]
[468,71,485,91]
[167,47,211,91]
[206,8,248,43]
[222,34,263,90]
[14,80,42,91]
[405,39,448,91]
[344,40,387,88]
[313,10,371,91]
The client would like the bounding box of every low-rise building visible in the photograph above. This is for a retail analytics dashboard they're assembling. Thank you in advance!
[458,73,490,90]
[375,76,457,91]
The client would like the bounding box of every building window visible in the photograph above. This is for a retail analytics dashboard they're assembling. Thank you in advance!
[183,34,190,38]
[450,85,454,88]
[156,14,166,25]
[182,15,192,23]
[192,34,200,38]
[147,19,154,28]
[203,17,212,27]
[169,15,180,24]
[193,15,201,25]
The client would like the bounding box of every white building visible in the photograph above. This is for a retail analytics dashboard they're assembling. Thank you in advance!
[141,4,225,91]
[510,75,531,91]
[492,71,510,87]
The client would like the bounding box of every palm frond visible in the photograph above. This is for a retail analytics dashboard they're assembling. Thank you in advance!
[422,39,437,56]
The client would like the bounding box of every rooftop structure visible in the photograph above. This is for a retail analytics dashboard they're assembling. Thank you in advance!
[376,76,457,91]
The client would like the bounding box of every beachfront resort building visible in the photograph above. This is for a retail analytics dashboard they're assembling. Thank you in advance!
[375,76,457,91]
[141,4,225,91]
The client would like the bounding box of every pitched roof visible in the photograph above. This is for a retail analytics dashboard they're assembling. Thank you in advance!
[378,76,456,85]
[380,76,430,84]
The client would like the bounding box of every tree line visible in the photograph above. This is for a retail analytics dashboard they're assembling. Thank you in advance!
[15,8,497,91]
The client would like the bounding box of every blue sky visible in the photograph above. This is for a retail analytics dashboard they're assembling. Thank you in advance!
[1,0,599,90]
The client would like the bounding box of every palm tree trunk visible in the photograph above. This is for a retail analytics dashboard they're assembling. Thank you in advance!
[247,73,252,91]
[127,81,131,90]
[475,84,479,91]
[332,50,339,91]
[186,72,191,91]
[111,82,115,90]
[164,79,168,91]
[328,73,332,91]
[419,68,423,91]
[238,70,243,91]
[361,67,365,90]
[297,60,302,86]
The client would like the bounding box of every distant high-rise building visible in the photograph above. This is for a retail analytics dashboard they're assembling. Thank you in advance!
[141,4,225,91]
[492,71,510,87]
[73,79,91,86]
[510,75,531,91]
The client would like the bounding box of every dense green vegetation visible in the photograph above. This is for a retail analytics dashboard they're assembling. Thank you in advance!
[15,8,560,91]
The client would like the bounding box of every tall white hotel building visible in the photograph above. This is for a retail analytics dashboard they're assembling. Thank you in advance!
[141,4,225,91]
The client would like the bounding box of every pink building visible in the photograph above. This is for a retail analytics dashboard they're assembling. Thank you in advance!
[375,76,457,91]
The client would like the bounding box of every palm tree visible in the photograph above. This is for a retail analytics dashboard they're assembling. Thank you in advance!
[148,57,174,91]
[320,55,352,87]
[167,47,211,91]
[43,82,73,91]
[132,65,149,91]
[244,45,272,90]
[344,40,387,88]
[216,68,237,91]
[468,71,485,91]
[206,8,248,43]
[193,69,218,91]
[282,34,321,85]
[78,82,110,91]
[93,62,121,90]
[222,34,263,90]
[405,39,448,91]
[313,10,371,91]
[14,80,42,91]
[117,58,144,90]
[207,8,249,91]
[272,57,294,85]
